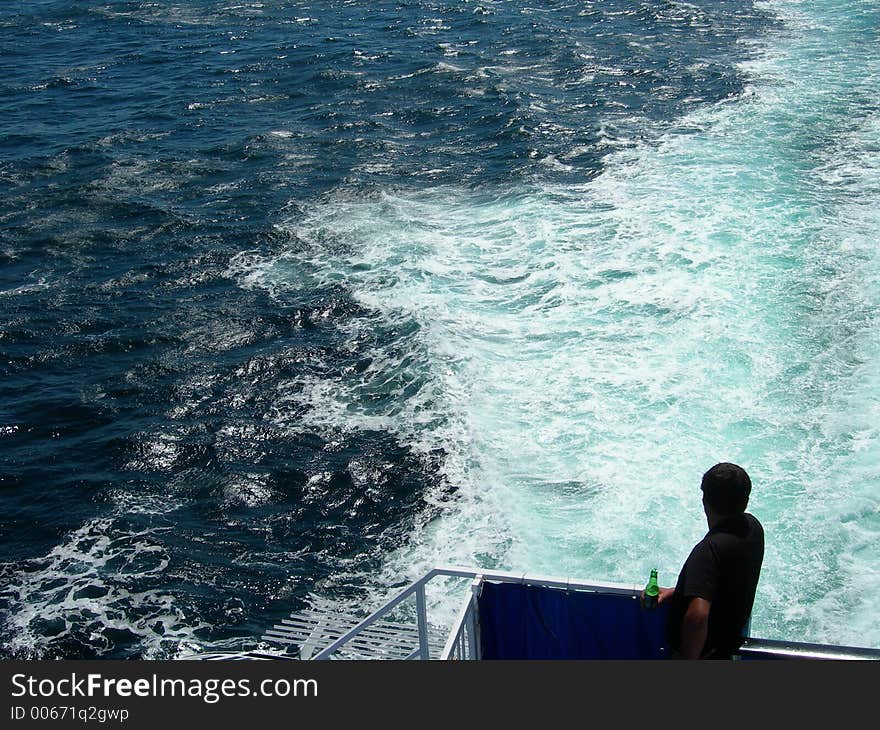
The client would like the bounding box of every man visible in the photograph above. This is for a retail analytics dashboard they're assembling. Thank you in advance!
[656,462,764,659]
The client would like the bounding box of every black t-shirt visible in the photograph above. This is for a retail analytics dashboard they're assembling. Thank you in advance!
[667,513,764,658]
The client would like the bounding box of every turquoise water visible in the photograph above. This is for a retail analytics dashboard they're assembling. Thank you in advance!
[240,0,880,646]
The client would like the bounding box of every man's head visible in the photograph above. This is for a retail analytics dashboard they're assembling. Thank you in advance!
[701,462,751,517]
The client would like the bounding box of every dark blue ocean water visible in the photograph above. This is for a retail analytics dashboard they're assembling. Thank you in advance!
[1,0,850,659]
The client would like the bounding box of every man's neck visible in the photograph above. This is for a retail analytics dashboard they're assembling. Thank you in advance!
[707,511,746,531]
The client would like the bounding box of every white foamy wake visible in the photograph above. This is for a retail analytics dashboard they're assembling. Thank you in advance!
[233,1,880,643]
[1,519,207,658]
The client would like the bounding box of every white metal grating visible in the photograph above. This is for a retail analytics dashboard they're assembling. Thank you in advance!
[262,609,447,660]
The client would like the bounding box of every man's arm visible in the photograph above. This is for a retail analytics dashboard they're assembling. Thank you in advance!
[679,597,711,659]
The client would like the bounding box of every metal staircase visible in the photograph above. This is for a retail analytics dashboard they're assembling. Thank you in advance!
[262,608,447,659]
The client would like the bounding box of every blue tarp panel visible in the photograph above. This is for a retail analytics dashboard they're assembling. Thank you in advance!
[478,581,670,659]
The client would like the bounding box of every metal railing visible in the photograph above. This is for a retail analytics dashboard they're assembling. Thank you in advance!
[310,566,641,660]
[306,566,880,661]
[440,575,482,660]
[737,637,880,661]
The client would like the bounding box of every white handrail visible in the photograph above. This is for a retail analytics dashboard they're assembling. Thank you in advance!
[310,569,441,660]
[310,566,641,660]
[440,583,477,660]
[436,565,641,594]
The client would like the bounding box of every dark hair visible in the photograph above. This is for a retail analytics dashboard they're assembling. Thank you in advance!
[701,462,751,515]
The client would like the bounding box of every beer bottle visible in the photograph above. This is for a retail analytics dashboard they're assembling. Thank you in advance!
[643,568,659,610]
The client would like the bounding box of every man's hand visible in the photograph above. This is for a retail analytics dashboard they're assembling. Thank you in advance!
[658,587,675,604]
[640,586,675,608]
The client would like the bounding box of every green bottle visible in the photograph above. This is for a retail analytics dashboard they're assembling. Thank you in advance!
[644,568,659,610]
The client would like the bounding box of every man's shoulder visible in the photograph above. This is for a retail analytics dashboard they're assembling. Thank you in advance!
[744,512,764,538]
[706,513,764,555]
[686,533,718,563]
